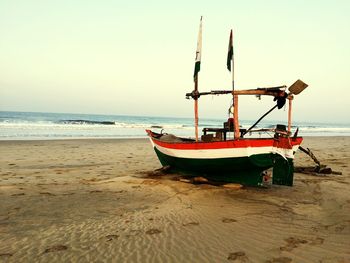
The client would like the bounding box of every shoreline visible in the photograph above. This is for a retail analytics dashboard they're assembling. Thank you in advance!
[0,137,149,142]
[1,134,350,142]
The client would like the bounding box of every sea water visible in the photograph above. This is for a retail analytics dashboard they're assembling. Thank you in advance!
[1,111,350,140]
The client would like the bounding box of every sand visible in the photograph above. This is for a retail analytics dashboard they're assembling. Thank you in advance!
[0,137,349,262]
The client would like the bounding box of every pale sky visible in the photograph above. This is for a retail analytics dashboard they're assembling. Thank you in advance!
[0,0,349,123]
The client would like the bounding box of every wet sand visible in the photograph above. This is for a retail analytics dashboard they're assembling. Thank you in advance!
[0,137,349,262]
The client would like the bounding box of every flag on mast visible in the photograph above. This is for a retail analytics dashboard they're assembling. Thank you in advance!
[227,29,233,71]
[193,17,202,81]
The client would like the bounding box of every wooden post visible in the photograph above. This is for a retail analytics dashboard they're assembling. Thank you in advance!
[193,17,202,143]
[194,100,199,142]
[231,29,235,128]
[231,46,235,120]
[288,97,293,133]
[234,95,239,139]
[194,77,199,142]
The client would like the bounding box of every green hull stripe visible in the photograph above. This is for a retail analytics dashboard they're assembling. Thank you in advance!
[154,147,275,186]
[154,147,295,186]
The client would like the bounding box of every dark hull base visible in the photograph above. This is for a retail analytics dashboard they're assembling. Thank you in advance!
[154,147,294,187]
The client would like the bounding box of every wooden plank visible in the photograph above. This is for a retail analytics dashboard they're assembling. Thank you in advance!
[289,79,308,95]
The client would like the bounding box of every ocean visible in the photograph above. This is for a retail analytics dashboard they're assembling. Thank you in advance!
[1,111,350,140]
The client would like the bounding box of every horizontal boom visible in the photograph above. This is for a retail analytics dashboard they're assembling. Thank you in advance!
[186,86,290,100]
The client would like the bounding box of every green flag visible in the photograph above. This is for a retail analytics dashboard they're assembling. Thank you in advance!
[227,29,233,71]
[193,17,202,80]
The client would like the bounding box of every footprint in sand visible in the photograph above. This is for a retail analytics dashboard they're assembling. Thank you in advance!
[222,218,237,223]
[43,245,68,253]
[182,221,199,227]
[7,207,20,217]
[335,225,345,233]
[310,237,324,245]
[105,234,119,241]
[265,257,292,263]
[126,229,142,237]
[227,251,247,261]
[114,190,126,194]
[280,237,308,251]
[0,215,10,221]
[39,192,55,196]
[11,193,25,196]
[0,253,13,258]
[145,228,162,235]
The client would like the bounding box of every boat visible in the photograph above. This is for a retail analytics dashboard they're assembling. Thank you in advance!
[146,18,308,187]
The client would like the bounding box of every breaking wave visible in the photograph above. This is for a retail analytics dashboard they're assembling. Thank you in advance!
[58,120,116,125]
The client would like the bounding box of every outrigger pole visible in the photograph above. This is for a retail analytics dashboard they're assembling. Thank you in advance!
[193,17,202,142]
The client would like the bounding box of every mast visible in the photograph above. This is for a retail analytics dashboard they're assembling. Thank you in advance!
[227,29,239,139]
[230,29,234,98]
[194,78,199,141]
[193,17,202,142]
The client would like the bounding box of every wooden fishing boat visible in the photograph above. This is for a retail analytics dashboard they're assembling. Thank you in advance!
[146,18,308,187]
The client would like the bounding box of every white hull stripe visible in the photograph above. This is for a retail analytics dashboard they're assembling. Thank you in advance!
[153,142,299,160]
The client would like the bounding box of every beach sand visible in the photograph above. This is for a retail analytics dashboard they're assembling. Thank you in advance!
[0,137,349,262]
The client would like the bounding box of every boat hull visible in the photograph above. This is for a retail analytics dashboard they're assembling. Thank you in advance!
[146,130,302,186]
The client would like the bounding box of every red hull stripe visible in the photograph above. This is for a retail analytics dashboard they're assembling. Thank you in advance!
[151,137,303,150]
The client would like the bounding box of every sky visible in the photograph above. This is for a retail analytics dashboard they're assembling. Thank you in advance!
[0,0,349,123]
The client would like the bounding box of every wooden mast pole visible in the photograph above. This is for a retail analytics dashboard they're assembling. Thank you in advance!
[231,29,235,120]
[288,96,293,133]
[231,29,239,139]
[194,77,199,142]
[234,95,239,138]
[193,16,202,142]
